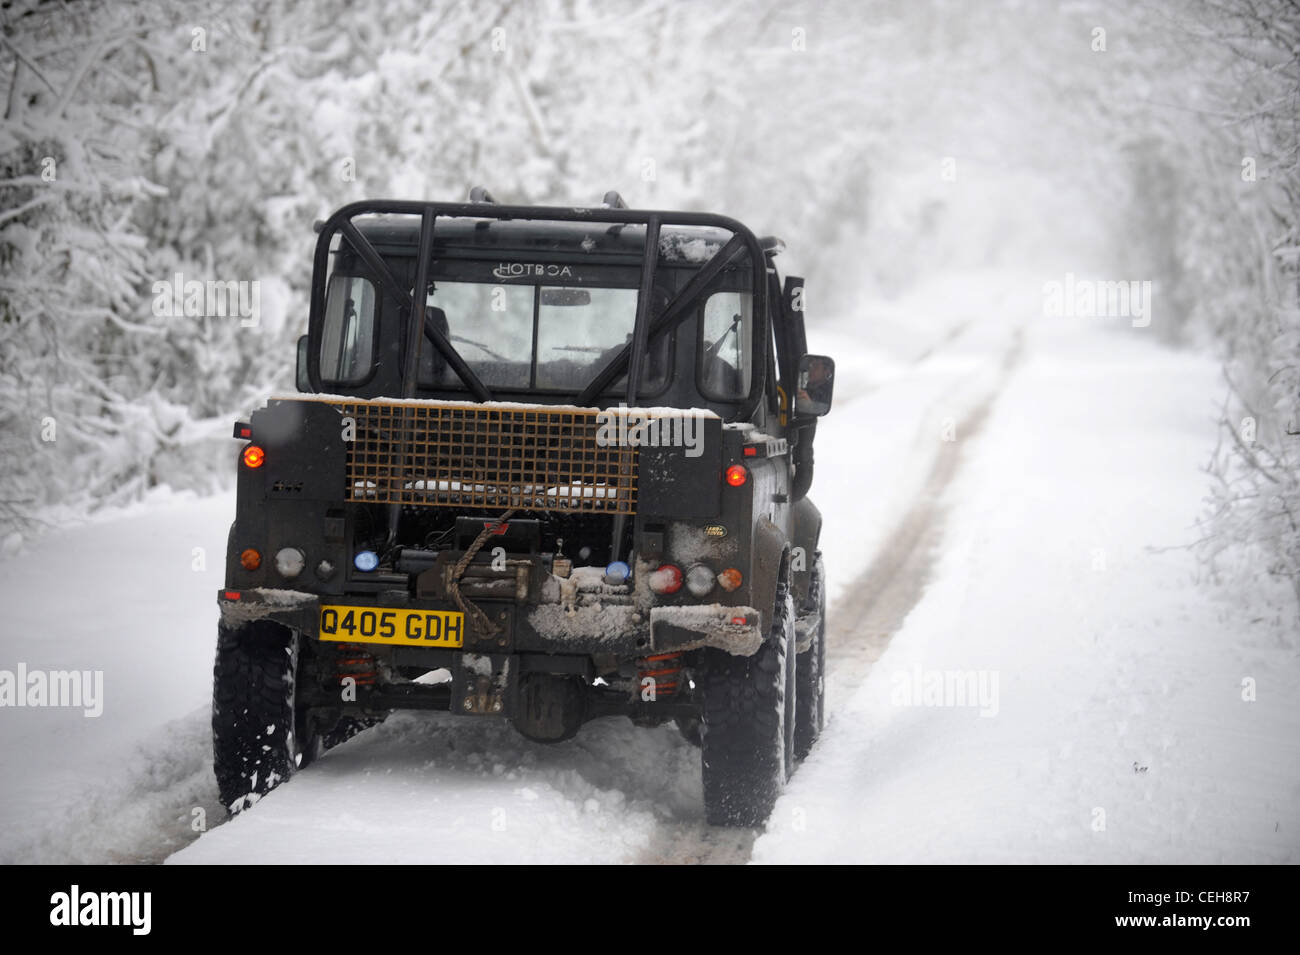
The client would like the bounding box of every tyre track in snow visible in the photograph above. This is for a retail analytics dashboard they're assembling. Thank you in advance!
[631,329,1025,864]
[824,330,1023,699]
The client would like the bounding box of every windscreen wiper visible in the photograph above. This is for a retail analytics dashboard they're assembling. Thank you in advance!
[704,313,742,362]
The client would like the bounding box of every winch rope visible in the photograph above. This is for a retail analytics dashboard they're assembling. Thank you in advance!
[447,509,516,638]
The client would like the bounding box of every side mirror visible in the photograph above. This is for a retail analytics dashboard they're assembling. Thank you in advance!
[794,354,834,417]
[296,335,311,392]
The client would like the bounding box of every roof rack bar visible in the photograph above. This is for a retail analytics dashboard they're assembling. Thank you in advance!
[468,185,497,204]
[402,208,437,398]
[602,190,628,209]
[625,214,661,405]
[320,199,754,231]
[386,205,439,550]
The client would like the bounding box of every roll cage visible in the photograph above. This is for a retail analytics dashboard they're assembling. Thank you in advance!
[305,198,773,416]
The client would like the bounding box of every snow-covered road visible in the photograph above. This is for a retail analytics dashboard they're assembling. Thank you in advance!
[754,314,1300,863]
[2,269,1293,864]
[0,493,231,863]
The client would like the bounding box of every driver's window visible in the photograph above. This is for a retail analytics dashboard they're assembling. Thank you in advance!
[320,274,376,385]
[700,291,753,400]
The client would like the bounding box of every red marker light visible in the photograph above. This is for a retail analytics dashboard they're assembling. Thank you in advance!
[725,464,748,487]
[649,564,684,595]
[242,445,266,469]
[730,616,747,625]
[223,590,241,601]
[743,446,758,457]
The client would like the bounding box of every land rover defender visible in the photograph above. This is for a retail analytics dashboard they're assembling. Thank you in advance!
[212,190,835,827]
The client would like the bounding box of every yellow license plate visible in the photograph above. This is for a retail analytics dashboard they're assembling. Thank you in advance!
[318,605,465,648]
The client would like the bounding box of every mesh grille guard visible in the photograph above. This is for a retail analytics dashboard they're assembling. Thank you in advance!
[334,399,639,515]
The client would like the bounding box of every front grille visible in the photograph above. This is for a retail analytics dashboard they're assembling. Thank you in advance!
[333,400,639,515]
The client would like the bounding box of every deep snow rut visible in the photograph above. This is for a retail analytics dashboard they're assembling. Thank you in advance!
[648,329,1026,864]
[825,331,1023,697]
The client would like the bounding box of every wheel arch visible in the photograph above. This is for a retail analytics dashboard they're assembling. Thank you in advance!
[789,497,823,609]
[751,517,792,633]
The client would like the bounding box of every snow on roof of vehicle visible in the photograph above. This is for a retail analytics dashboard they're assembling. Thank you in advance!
[351,215,738,264]
[275,394,720,417]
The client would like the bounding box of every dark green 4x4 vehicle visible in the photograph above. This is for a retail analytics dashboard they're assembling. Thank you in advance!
[213,191,835,827]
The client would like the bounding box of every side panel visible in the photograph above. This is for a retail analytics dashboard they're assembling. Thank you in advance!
[226,400,351,594]
[638,417,723,518]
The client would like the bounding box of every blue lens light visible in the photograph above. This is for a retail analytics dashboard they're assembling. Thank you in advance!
[604,560,630,584]
[354,550,379,572]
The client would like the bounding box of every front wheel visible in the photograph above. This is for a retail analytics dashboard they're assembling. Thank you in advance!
[698,581,795,827]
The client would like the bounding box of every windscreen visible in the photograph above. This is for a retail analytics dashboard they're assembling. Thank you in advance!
[415,274,670,393]
[315,213,761,402]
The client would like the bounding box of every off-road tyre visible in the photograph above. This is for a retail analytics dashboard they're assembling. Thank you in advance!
[794,553,827,760]
[212,620,314,813]
[699,580,796,827]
